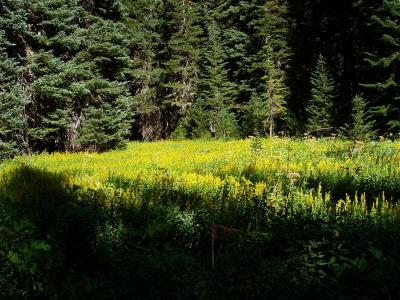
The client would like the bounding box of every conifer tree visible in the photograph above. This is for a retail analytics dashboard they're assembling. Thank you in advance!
[209,1,252,118]
[342,95,376,142]
[248,0,292,136]
[0,0,395,149]
[25,51,80,151]
[306,54,337,136]
[263,0,292,67]
[0,41,27,159]
[122,0,164,140]
[263,0,292,136]
[362,0,400,132]
[24,0,90,151]
[163,0,203,132]
[24,0,132,152]
[78,100,130,152]
[189,19,238,139]
[0,0,30,159]
[243,94,268,137]
[76,17,133,150]
[264,54,288,137]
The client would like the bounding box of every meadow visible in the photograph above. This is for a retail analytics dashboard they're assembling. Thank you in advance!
[1,138,400,299]
[12,138,400,201]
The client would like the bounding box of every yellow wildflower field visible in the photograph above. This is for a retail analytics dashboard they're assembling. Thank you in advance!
[2,138,399,207]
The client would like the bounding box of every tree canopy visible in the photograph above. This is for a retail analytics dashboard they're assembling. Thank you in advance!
[0,0,397,156]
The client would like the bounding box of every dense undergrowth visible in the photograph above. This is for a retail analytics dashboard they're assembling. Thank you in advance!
[1,139,400,299]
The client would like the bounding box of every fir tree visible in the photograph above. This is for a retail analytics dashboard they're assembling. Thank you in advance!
[244,94,268,136]
[0,51,27,159]
[262,0,292,72]
[78,100,130,152]
[0,0,395,149]
[170,121,188,140]
[262,0,292,136]
[189,19,238,139]
[342,95,376,142]
[247,0,292,136]
[80,18,134,149]
[264,53,288,137]
[122,0,164,140]
[210,1,253,120]
[162,0,203,130]
[23,0,133,152]
[362,0,400,132]
[306,54,336,136]
[24,0,89,151]
[0,0,30,159]
[25,51,82,151]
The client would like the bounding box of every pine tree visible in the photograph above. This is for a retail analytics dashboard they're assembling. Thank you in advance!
[210,1,253,123]
[0,51,27,159]
[362,0,400,132]
[243,94,268,137]
[306,54,336,136]
[24,0,89,151]
[23,0,133,152]
[342,95,376,142]
[245,0,292,137]
[264,53,288,137]
[162,0,203,135]
[122,0,164,141]
[0,0,30,159]
[189,19,238,139]
[78,100,130,152]
[76,18,133,151]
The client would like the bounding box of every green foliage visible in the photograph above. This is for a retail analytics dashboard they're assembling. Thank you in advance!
[210,1,253,113]
[0,2,29,160]
[0,218,51,298]
[213,108,239,139]
[362,0,400,132]
[0,81,27,160]
[251,0,292,137]
[25,50,81,151]
[20,1,133,152]
[306,54,337,136]
[264,54,288,137]
[2,0,400,295]
[78,101,131,152]
[170,122,188,140]
[250,131,264,157]
[341,95,376,142]
[189,19,238,139]
[1,159,400,299]
[122,0,164,140]
[162,0,202,113]
[243,94,268,136]
[0,0,396,150]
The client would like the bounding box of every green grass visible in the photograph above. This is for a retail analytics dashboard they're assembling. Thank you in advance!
[1,138,400,299]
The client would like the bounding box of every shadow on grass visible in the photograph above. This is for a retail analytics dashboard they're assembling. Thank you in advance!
[1,166,400,299]
[0,166,203,299]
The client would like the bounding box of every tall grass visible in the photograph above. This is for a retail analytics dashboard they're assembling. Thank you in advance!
[1,139,400,299]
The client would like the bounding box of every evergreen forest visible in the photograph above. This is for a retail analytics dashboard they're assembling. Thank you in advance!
[1,0,399,157]
[1,1,400,299]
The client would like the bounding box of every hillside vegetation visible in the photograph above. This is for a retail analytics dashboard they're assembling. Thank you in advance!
[1,0,400,298]
[1,0,400,158]
[1,139,400,299]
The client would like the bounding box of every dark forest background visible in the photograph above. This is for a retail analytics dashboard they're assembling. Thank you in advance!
[1,0,399,156]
